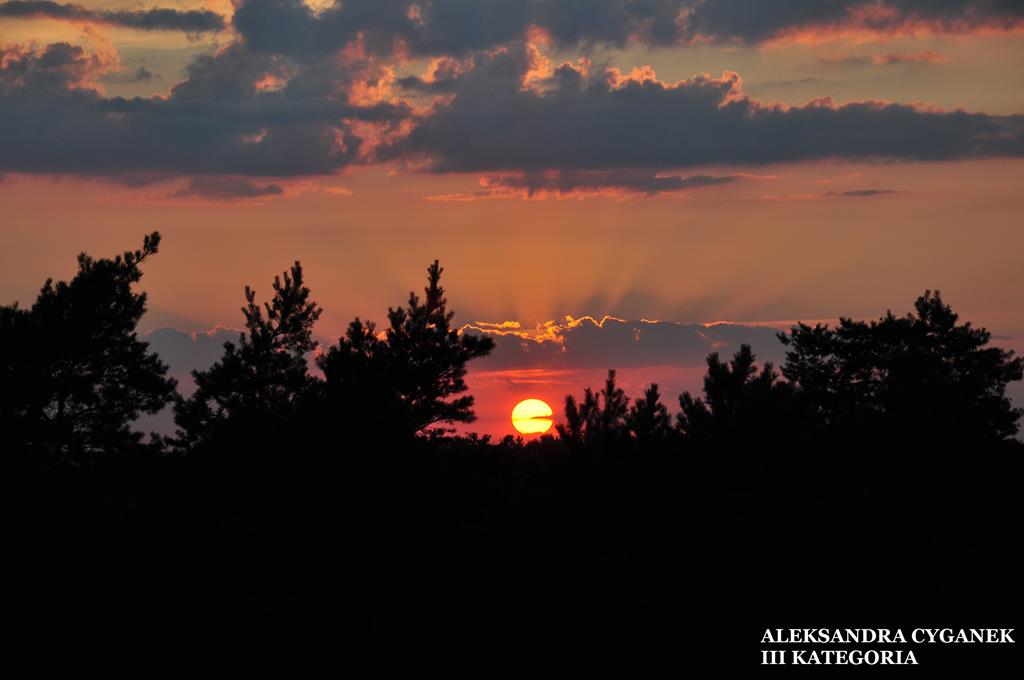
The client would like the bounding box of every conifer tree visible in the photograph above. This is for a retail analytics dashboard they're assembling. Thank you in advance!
[0,232,176,461]
[557,369,629,444]
[318,260,494,437]
[676,344,785,443]
[174,262,322,447]
[627,383,672,444]
[779,290,1023,441]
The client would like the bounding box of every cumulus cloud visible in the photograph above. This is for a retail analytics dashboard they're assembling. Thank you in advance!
[0,41,409,178]
[227,0,1024,60]
[1,5,1021,184]
[0,1,226,34]
[388,48,1024,173]
[0,41,109,87]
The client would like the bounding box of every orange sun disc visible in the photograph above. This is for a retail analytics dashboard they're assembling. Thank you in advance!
[511,398,554,435]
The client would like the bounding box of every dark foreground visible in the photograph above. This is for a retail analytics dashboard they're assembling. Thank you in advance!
[10,430,1020,675]
[4,235,1020,674]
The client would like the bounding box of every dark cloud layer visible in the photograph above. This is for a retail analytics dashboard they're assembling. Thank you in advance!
[139,320,1024,436]
[680,0,1024,43]
[388,49,1024,173]
[466,317,788,371]
[144,327,241,384]
[0,42,409,178]
[1,3,1022,187]
[0,1,226,33]
[137,320,790,435]
[233,0,532,59]
[229,0,1024,59]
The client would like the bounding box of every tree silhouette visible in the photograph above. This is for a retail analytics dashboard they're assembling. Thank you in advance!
[676,344,789,444]
[318,260,494,438]
[0,232,176,462]
[5,238,1022,673]
[174,262,322,447]
[627,383,672,444]
[557,369,630,445]
[557,384,599,445]
[779,290,1023,442]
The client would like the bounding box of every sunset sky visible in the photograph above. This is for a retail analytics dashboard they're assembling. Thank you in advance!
[2,1,1022,436]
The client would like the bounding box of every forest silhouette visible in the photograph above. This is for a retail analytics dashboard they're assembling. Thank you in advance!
[4,233,1021,674]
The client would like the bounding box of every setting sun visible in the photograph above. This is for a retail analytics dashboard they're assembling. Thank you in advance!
[511,398,554,435]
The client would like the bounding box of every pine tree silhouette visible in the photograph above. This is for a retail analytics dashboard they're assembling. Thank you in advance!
[627,383,672,444]
[0,232,176,462]
[173,261,322,447]
[676,344,788,444]
[318,260,494,438]
[779,290,1023,441]
[557,369,630,445]
[4,238,1022,674]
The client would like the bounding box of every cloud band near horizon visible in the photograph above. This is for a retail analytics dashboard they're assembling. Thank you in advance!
[0,1,226,33]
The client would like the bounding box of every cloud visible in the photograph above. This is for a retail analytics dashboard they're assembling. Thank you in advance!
[756,77,825,88]
[134,326,239,435]
[822,50,948,66]
[0,1,226,34]
[1,23,1021,184]
[680,0,1024,44]
[827,188,898,197]
[138,319,790,437]
[820,54,874,66]
[492,170,736,195]
[873,50,948,65]
[387,49,1024,174]
[0,41,115,90]
[173,176,285,200]
[0,41,410,178]
[143,324,327,386]
[233,0,534,60]
[101,66,160,84]
[137,319,1024,438]
[427,170,738,200]
[143,326,241,383]
[226,0,1024,60]
[463,315,789,371]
